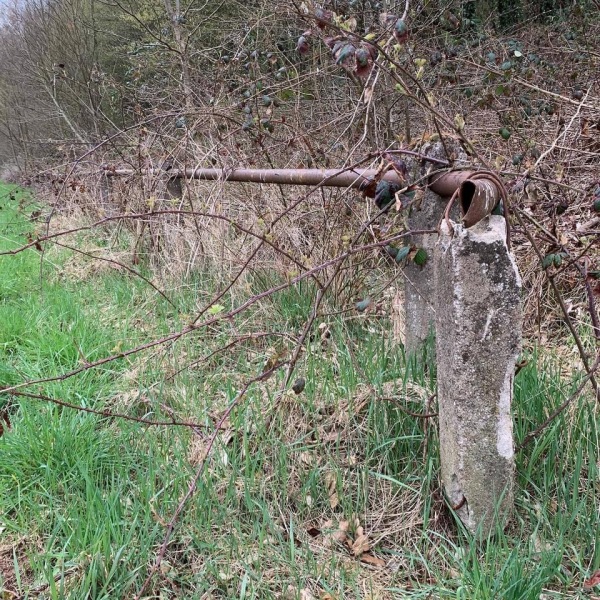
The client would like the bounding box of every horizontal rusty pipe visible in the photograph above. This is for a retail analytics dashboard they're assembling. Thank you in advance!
[105,166,404,196]
[104,166,501,226]
[428,170,475,196]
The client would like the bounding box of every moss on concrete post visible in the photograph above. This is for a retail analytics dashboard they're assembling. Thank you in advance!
[434,215,521,535]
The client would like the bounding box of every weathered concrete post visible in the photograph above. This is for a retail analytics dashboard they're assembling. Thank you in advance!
[402,185,442,353]
[404,142,466,355]
[435,215,521,534]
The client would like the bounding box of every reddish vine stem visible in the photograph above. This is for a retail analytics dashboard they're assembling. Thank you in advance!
[281,200,405,392]
[7,390,218,431]
[164,331,293,383]
[515,208,599,339]
[0,229,435,397]
[53,240,177,307]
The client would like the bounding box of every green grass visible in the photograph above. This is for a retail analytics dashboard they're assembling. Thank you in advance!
[0,181,598,599]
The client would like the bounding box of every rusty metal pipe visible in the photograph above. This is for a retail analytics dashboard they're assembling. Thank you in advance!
[428,170,475,196]
[104,166,501,226]
[106,167,405,196]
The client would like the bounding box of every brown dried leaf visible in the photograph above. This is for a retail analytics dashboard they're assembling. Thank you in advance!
[284,586,315,600]
[299,451,313,466]
[360,553,386,567]
[319,428,342,443]
[306,525,321,538]
[350,526,370,556]
[324,472,339,509]
[322,519,348,547]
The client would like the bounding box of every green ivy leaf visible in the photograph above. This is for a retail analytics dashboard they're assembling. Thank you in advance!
[356,297,371,312]
[279,89,294,101]
[396,246,411,263]
[413,248,428,266]
[542,254,555,269]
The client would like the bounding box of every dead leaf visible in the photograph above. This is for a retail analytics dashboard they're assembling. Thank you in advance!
[360,553,386,567]
[584,570,600,590]
[324,472,339,509]
[350,526,370,556]
[319,427,342,443]
[322,519,348,547]
[346,16,358,30]
[306,525,320,538]
[299,451,313,466]
[149,499,168,526]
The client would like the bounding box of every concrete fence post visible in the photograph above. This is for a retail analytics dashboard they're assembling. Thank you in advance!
[403,187,443,354]
[404,142,467,355]
[434,215,521,534]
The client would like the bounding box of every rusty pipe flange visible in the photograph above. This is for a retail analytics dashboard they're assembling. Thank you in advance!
[459,178,500,227]
[430,171,500,228]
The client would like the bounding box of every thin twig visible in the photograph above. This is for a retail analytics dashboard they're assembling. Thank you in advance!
[0,229,435,397]
[8,390,218,430]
